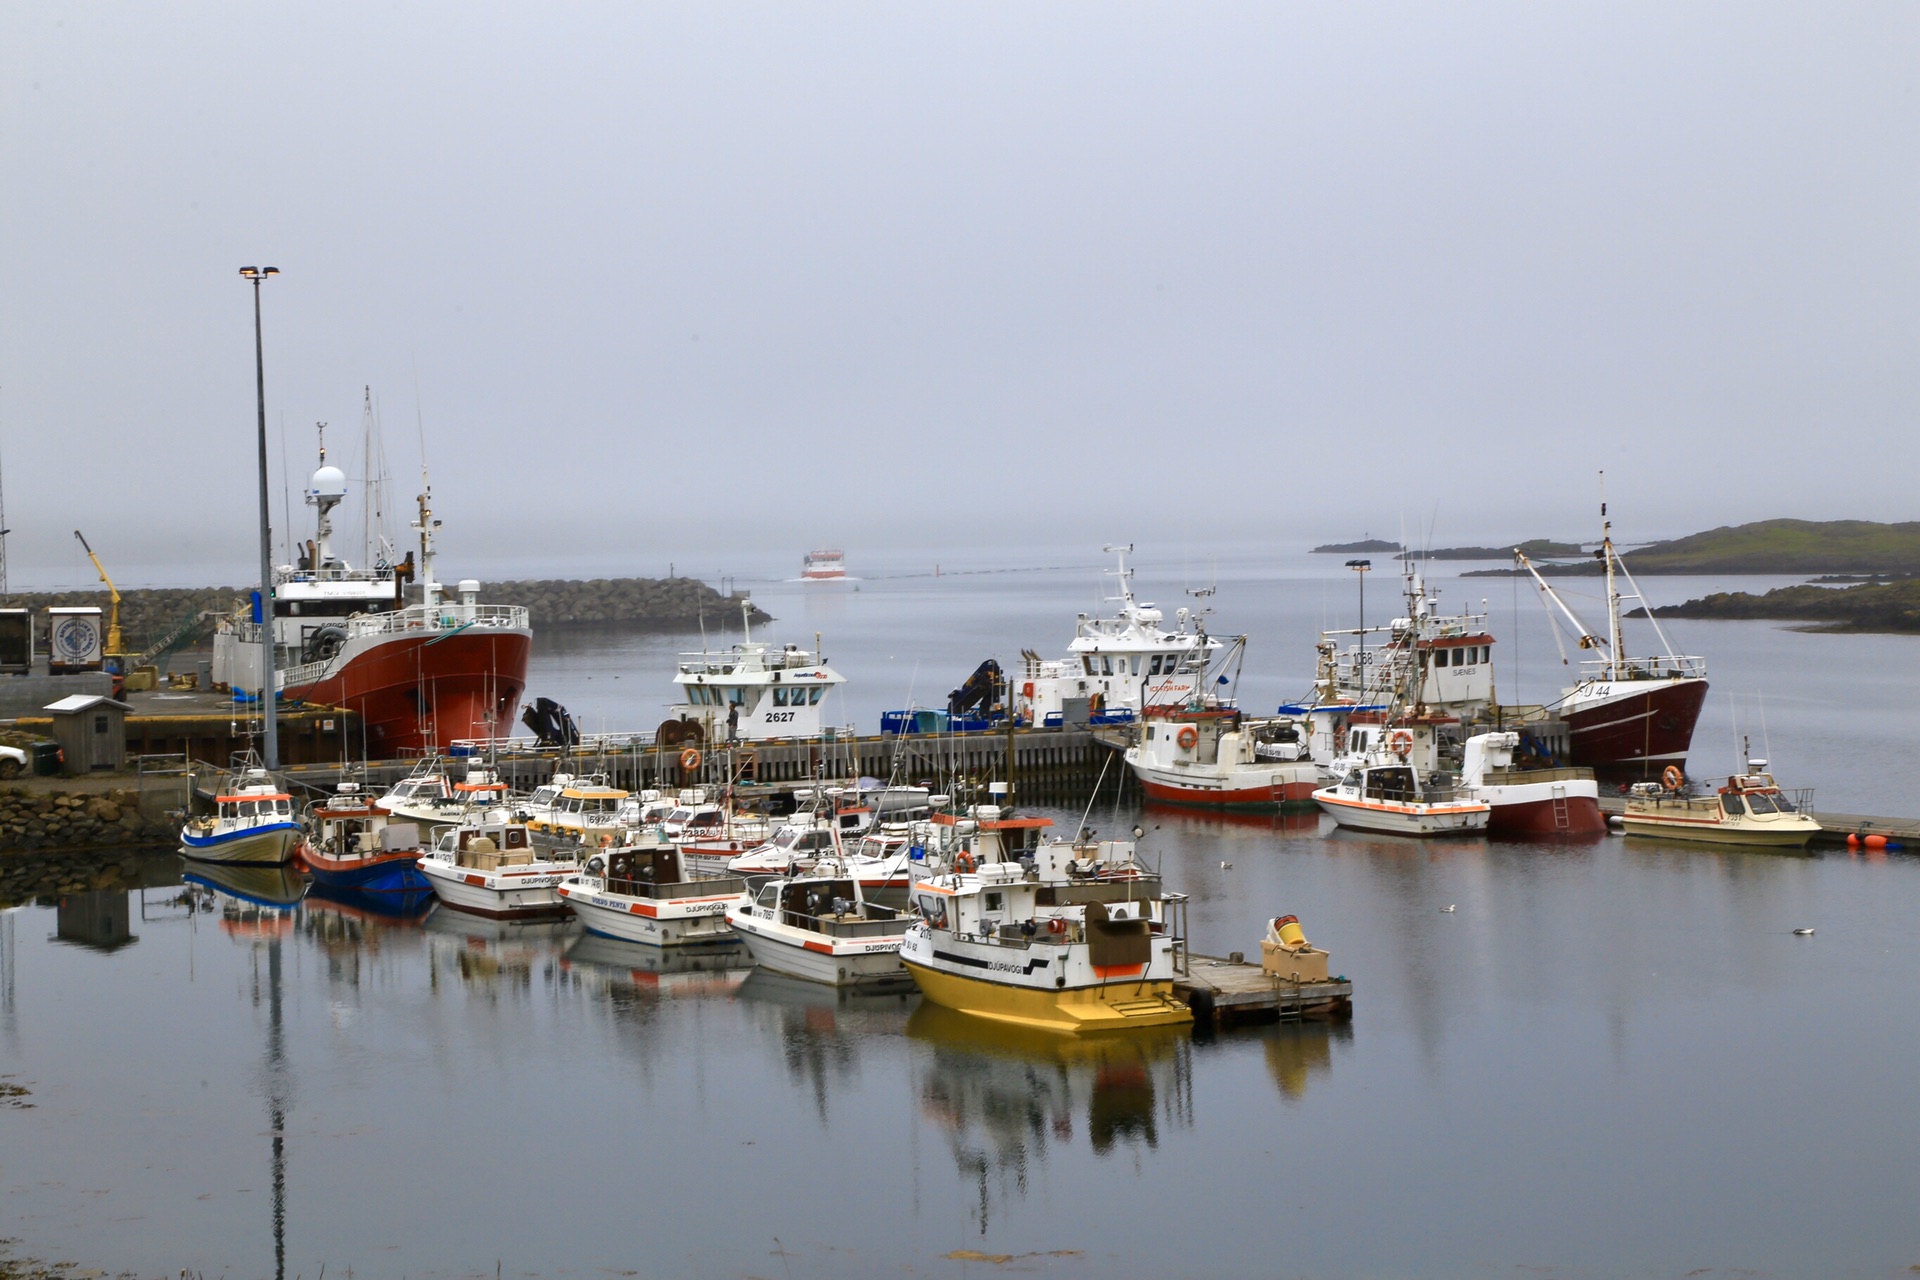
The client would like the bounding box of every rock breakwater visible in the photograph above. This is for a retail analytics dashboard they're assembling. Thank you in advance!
[4,576,767,651]
[0,787,172,854]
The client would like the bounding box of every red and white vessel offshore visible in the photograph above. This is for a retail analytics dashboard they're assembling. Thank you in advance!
[801,549,848,580]
[1517,500,1707,776]
[212,429,530,757]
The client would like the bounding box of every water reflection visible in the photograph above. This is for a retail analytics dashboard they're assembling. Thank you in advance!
[1262,1021,1346,1101]
[562,931,752,1002]
[187,861,297,1280]
[735,969,918,1123]
[421,908,571,998]
[906,1004,1192,1233]
[300,886,435,998]
[52,889,137,952]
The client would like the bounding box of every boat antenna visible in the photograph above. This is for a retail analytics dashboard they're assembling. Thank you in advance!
[0,387,10,596]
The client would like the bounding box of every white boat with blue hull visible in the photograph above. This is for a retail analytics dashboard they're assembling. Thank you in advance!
[181,768,304,865]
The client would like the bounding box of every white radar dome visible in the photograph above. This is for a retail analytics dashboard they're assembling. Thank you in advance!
[310,465,348,498]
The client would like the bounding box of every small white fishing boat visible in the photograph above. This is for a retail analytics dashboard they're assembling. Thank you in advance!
[1312,741,1490,837]
[1621,764,1820,848]
[724,862,913,988]
[1124,705,1321,809]
[416,818,578,918]
[528,780,629,846]
[556,843,749,947]
[180,767,304,865]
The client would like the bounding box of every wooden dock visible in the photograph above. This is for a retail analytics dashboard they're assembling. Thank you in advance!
[1175,953,1354,1027]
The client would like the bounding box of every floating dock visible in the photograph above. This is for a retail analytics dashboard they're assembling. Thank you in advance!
[1175,954,1354,1027]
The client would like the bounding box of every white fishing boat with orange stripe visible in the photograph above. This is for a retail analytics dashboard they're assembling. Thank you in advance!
[556,844,748,947]
[417,819,578,918]
[724,862,913,987]
[1311,741,1490,837]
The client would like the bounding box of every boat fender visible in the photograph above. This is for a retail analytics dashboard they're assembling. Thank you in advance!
[1661,765,1685,791]
[1176,726,1198,750]
[680,748,702,771]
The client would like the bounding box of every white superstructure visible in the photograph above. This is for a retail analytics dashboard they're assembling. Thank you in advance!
[662,602,847,742]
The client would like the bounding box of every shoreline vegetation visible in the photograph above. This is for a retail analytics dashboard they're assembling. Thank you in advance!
[1638,578,1920,634]
[0,577,770,654]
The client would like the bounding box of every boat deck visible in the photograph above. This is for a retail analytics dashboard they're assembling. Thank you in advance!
[1175,953,1354,1026]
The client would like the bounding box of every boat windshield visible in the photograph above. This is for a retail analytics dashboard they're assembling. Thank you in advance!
[1722,794,1747,816]
[1745,791,1780,815]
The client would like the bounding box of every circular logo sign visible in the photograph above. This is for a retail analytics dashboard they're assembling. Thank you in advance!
[53,617,98,661]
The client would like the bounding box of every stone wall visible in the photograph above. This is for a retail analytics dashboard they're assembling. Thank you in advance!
[0,786,171,854]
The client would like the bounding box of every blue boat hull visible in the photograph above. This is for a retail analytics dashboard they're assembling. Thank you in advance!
[304,856,430,893]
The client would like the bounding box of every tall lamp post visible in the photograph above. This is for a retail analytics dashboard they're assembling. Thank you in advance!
[240,266,280,771]
[1345,558,1371,697]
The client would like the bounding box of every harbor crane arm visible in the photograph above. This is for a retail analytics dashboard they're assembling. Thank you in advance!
[73,529,124,654]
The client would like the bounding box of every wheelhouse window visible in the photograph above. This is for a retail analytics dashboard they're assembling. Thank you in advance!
[1745,792,1780,815]
[809,687,823,705]
[1149,655,1163,675]
[1721,794,1748,816]
[773,687,788,707]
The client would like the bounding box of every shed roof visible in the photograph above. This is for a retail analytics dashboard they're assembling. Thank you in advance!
[43,694,133,715]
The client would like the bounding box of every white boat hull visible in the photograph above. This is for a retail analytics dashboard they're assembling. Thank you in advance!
[725,908,909,987]
[417,857,570,918]
[1312,790,1490,837]
[557,881,742,947]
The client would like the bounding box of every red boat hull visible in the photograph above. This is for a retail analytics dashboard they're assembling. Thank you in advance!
[1485,794,1607,838]
[286,631,531,757]
[1137,776,1320,809]
[1565,679,1709,775]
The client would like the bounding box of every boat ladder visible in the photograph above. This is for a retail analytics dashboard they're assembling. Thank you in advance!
[1550,784,1570,831]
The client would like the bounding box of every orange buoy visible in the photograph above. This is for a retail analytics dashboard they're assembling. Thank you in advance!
[1866,834,1889,850]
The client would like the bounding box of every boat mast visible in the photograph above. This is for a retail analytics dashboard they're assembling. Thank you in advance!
[1600,474,1621,680]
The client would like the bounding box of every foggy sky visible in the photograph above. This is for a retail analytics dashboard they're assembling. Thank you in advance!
[2,3,1914,588]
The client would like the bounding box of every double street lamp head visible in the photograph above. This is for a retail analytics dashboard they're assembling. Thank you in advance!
[238,266,280,281]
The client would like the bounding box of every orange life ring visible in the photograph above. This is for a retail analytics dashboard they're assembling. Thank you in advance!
[1661,765,1684,791]
[954,852,976,873]
[1047,917,1067,935]
[680,747,702,771]
[1022,681,1035,700]
[1176,726,1198,750]
[1389,730,1414,756]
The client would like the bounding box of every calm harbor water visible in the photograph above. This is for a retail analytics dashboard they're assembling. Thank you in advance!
[5,551,1920,1278]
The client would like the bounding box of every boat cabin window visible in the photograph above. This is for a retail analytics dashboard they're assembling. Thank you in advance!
[1721,794,1747,816]
[1433,649,1448,668]
[1745,792,1779,815]
[1364,767,1415,801]
[984,891,1004,913]
[1149,655,1163,675]
[808,687,823,705]
[1101,656,1113,676]
[774,687,788,706]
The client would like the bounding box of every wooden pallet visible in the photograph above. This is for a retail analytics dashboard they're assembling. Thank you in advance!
[1175,953,1353,1026]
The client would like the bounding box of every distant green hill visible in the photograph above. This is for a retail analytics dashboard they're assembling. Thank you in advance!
[1408,538,1585,561]
[1466,519,1920,576]
[1645,578,1920,633]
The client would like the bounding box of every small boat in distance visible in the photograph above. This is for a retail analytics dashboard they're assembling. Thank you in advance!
[801,549,848,580]
[1621,764,1820,848]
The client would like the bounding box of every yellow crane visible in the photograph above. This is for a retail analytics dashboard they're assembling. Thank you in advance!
[73,529,126,656]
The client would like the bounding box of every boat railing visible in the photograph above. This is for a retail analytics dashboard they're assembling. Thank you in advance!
[1492,766,1591,785]
[1578,654,1707,682]
[277,604,530,688]
[607,875,745,899]
[786,910,901,938]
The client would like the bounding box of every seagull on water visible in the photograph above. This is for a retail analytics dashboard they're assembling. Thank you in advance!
[1440,904,1456,913]
[1793,927,1815,936]
[1219,861,1232,870]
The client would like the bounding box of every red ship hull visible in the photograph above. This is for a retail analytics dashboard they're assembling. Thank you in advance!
[285,631,531,757]
[1137,776,1320,808]
[1564,679,1709,775]
[1485,794,1607,838]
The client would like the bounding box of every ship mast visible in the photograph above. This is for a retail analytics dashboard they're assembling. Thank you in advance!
[1600,473,1622,680]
